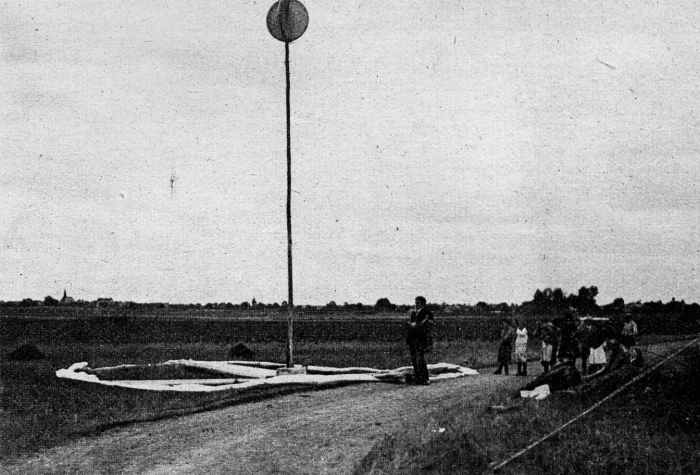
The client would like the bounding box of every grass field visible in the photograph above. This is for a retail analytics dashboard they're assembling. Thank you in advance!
[0,313,516,346]
[1,311,694,468]
[1,335,534,461]
[353,339,700,475]
[0,310,525,461]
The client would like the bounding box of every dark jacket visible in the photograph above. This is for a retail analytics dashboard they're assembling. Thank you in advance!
[556,319,580,360]
[497,325,514,363]
[499,325,514,347]
[521,362,582,393]
[580,324,605,350]
[406,307,434,350]
[536,322,557,345]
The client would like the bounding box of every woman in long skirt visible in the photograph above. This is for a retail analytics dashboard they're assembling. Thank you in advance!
[587,343,607,374]
[514,320,529,376]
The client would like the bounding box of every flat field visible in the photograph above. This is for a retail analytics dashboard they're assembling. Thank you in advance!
[1,310,692,470]
[0,310,515,345]
[2,336,696,475]
[1,311,534,461]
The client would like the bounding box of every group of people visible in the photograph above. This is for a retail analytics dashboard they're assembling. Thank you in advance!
[494,311,639,378]
[404,296,641,387]
[494,319,530,376]
[517,315,643,396]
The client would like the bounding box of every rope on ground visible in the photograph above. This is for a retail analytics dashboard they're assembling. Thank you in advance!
[486,336,700,474]
[641,346,694,365]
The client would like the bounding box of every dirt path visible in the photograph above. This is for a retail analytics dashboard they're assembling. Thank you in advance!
[4,371,524,475]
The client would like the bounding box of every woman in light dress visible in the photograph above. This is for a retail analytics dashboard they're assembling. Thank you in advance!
[514,319,529,376]
[587,342,607,374]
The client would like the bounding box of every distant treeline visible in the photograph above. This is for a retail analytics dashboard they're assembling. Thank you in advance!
[1,286,699,335]
[1,286,697,314]
[1,286,699,330]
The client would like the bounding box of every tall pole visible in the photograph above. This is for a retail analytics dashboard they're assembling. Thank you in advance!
[266,0,308,369]
[285,40,294,368]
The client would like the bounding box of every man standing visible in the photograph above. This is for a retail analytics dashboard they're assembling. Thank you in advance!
[406,296,434,385]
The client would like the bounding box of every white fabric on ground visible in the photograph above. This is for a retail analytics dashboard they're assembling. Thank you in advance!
[56,362,99,383]
[306,366,390,375]
[56,361,479,392]
[161,360,278,379]
[84,363,141,372]
[520,384,551,400]
[227,361,286,370]
[386,363,476,376]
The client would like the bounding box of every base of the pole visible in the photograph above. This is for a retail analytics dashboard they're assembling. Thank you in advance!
[276,365,307,376]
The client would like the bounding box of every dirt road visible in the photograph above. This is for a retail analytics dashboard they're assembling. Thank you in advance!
[5,372,524,475]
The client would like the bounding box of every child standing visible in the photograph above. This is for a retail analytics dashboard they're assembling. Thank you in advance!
[494,319,514,375]
[535,319,557,373]
[514,320,529,376]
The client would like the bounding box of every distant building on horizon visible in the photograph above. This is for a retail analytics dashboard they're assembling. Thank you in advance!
[60,289,75,305]
[96,297,114,307]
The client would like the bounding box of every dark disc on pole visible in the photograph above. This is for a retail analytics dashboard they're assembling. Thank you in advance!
[267,0,309,42]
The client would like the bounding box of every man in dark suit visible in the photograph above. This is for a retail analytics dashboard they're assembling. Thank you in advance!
[406,296,434,385]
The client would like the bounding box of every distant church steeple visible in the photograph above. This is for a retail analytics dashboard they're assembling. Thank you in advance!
[60,289,74,305]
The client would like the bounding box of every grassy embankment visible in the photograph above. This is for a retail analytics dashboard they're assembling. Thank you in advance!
[353,337,700,475]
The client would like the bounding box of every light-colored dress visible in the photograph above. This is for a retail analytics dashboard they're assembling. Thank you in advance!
[541,342,553,362]
[514,327,528,363]
[622,321,638,338]
[538,322,556,363]
[588,345,607,365]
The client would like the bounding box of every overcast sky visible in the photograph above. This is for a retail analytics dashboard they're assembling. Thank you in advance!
[2,0,699,305]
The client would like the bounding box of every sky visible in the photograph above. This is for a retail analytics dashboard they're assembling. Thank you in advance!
[2,0,699,305]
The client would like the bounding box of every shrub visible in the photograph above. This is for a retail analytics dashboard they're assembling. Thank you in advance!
[8,343,46,361]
